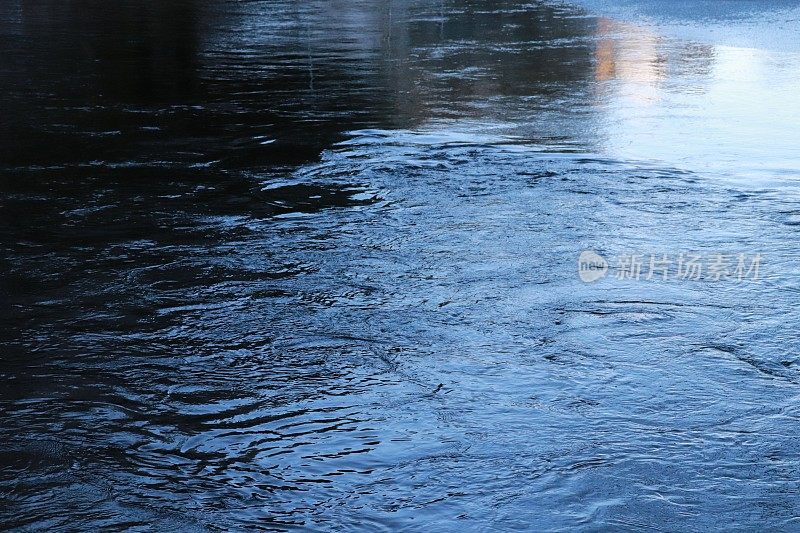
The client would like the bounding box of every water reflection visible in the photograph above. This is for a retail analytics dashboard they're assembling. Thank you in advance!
[596,29,800,176]
[2,0,800,530]
[2,0,799,173]
[594,18,667,100]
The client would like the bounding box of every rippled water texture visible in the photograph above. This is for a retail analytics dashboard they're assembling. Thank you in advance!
[2,1,800,530]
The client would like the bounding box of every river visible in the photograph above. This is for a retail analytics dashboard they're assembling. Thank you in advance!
[2,0,800,530]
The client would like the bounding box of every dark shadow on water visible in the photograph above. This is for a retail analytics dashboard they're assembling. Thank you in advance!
[0,0,602,169]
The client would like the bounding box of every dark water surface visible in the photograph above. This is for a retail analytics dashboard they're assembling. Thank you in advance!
[2,0,800,530]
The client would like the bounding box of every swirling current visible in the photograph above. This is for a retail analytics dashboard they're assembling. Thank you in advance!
[2,0,800,530]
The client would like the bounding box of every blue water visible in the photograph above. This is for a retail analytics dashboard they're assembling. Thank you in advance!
[2,1,800,530]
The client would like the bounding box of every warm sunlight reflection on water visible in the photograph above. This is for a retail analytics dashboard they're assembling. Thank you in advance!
[590,16,800,178]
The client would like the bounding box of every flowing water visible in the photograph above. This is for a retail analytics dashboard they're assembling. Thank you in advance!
[2,0,800,530]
